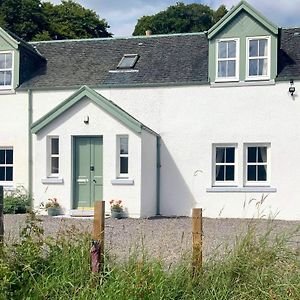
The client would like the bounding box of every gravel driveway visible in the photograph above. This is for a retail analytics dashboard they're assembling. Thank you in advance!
[3,215,300,264]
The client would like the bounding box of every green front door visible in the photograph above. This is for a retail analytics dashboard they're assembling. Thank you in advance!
[73,136,103,208]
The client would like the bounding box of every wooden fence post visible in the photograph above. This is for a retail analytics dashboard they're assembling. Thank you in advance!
[91,201,105,273]
[0,186,4,246]
[192,208,202,274]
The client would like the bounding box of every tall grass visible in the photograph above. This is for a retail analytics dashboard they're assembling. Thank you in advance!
[0,213,300,299]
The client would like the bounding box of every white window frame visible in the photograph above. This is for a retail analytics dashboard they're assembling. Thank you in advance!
[47,136,59,177]
[244,143,271,186]
[215,38,239,82]
[117,135,129,178]
[246,36,271,81]
[0,51,13,90]
[212,144,238,187]
[0,147,13,185]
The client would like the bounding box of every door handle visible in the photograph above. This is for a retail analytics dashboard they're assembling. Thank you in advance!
[93,179,96,183]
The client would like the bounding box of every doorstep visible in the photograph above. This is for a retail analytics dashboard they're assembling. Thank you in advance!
[69,209,94,217]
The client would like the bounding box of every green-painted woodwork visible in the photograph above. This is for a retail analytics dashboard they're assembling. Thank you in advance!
[209,10,278,83]
[73,136,103,208]
[31,85,157,136]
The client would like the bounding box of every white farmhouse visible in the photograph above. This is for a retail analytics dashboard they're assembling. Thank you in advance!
[1,1,300,219]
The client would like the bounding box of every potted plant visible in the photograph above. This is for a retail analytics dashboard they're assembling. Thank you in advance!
[44,198,61,216]
[110,199,124,219]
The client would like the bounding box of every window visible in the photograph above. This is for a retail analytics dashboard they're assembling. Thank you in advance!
[0,52,13,89]
[216,39,239,81]
[213,145,236,185]
[117,136,128,177]
[0,148,13,182]
[48,137,59,176]
[247,37,270,79]
[245,144,270,185]
[117,54,139,69]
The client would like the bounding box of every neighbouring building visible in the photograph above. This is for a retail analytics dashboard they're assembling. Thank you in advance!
[1,1,300,219]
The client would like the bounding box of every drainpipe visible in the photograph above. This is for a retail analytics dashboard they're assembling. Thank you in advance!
[156,136,161,215]
[28,89,33,206]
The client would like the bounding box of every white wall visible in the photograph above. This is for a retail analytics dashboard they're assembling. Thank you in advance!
[32,97,142,217]
[140,130,157,217]
[0,91,28,190]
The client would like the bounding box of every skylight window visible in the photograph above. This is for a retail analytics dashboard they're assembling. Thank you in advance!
[117,54,139,69]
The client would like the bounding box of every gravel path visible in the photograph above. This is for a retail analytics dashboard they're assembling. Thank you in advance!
[3,215,300,264]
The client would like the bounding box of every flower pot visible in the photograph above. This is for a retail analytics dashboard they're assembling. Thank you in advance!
[47,207,61,216]
[111,210,123,219]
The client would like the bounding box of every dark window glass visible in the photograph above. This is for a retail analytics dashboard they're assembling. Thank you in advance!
[247,165,256,181]
[51,138,59,155]
[120,138,128,154]
[258,165,267,181]
[118,55,138,69]
[6,149,13,164]
[257,147,267,162]
[0,150,4,164]
[216,148,225,163]
[226,147,235,163]
[6,167,13,181]
[225,166,234,181]
[0,167,5,181]
[248,147,257,163]
[216,165,224,181]
[51,157,59,174]
[120,157,128,174]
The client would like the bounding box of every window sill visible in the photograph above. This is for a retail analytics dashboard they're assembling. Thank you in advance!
[109,69,139,73]
[111,179,134,185]
[41,178,64,184]
[0,89,16,95]
[210,79,275,88]
[206,186,277,193]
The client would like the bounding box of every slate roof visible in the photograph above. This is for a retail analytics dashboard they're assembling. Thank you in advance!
[20,33,208,88]
[277,28,300,80]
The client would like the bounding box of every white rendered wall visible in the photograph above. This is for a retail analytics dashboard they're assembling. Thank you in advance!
[32,97,142,217]
[31,80,300,220]
[0,91,28,190]
[140,130,157,217]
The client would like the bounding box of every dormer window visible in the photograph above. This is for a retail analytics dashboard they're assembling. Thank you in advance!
[117,54,139,69]
[0,52,13,89]
[216,39,239,82]
[246,37,270,80]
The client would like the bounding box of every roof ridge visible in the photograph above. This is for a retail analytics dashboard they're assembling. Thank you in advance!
[29,31,207,44]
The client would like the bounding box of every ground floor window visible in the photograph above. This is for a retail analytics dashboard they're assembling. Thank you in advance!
[48,137,59,176]
[0,147,13,182]
[117,135,128,177]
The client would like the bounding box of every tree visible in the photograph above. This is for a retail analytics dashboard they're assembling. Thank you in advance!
[133,2,227,36]
[0,0,112,41]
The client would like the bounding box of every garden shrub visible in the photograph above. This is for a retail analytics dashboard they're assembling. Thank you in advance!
[3,187,31,214]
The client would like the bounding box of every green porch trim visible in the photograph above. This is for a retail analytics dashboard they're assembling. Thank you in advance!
[0,27,19,49]
[31,85,158,136]
[207,1,278,39]
[28,89,33,204]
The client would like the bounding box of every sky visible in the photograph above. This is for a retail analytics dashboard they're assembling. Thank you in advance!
[47,0,300,37]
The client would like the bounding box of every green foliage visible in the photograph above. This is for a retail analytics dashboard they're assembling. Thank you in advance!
[3,188,30,214]
[0,215,300,299]
[133,2,228,36]
[0,0,112,41]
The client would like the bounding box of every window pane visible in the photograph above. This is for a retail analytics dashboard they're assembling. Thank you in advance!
[216,165,224,181]
[0,150,4,164]
[51,157,59,174]
[227,61,236,77]
[248,147,257,163]
[120,157,128,174]
[226,147,235,163]
[4,71,12,85]
[218,42,227,58]
[259,39,268,56]
[218,61,226,77]
[247,165,256,181]
[120,137,128,154]
[0,71,5,85]
[249,59,258,76]
[225,165,234,180]
[249,40,258,57]
[6,167,13,181]
[118,55,138,69]
[0,54,5,69]
[0,167,5,180]
[258,59,267,75]
[257,147,267,162]
[6,149,13,164]
[51,138,59,155]
[228,41,236,58]
[216,148,225,163]
[258,165,267,181]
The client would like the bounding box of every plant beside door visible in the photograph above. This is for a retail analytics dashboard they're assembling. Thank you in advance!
[109,200,124,219]
[41,198,61,216]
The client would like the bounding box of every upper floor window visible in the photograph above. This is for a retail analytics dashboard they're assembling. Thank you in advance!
[216,39,239,81]
[0,147,13,182]
[117,54,139,69]
[246,37,270,80]
[0,52,13,89]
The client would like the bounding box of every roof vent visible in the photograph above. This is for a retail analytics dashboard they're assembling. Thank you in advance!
[145,30,152,36]
[117,54,139,69]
